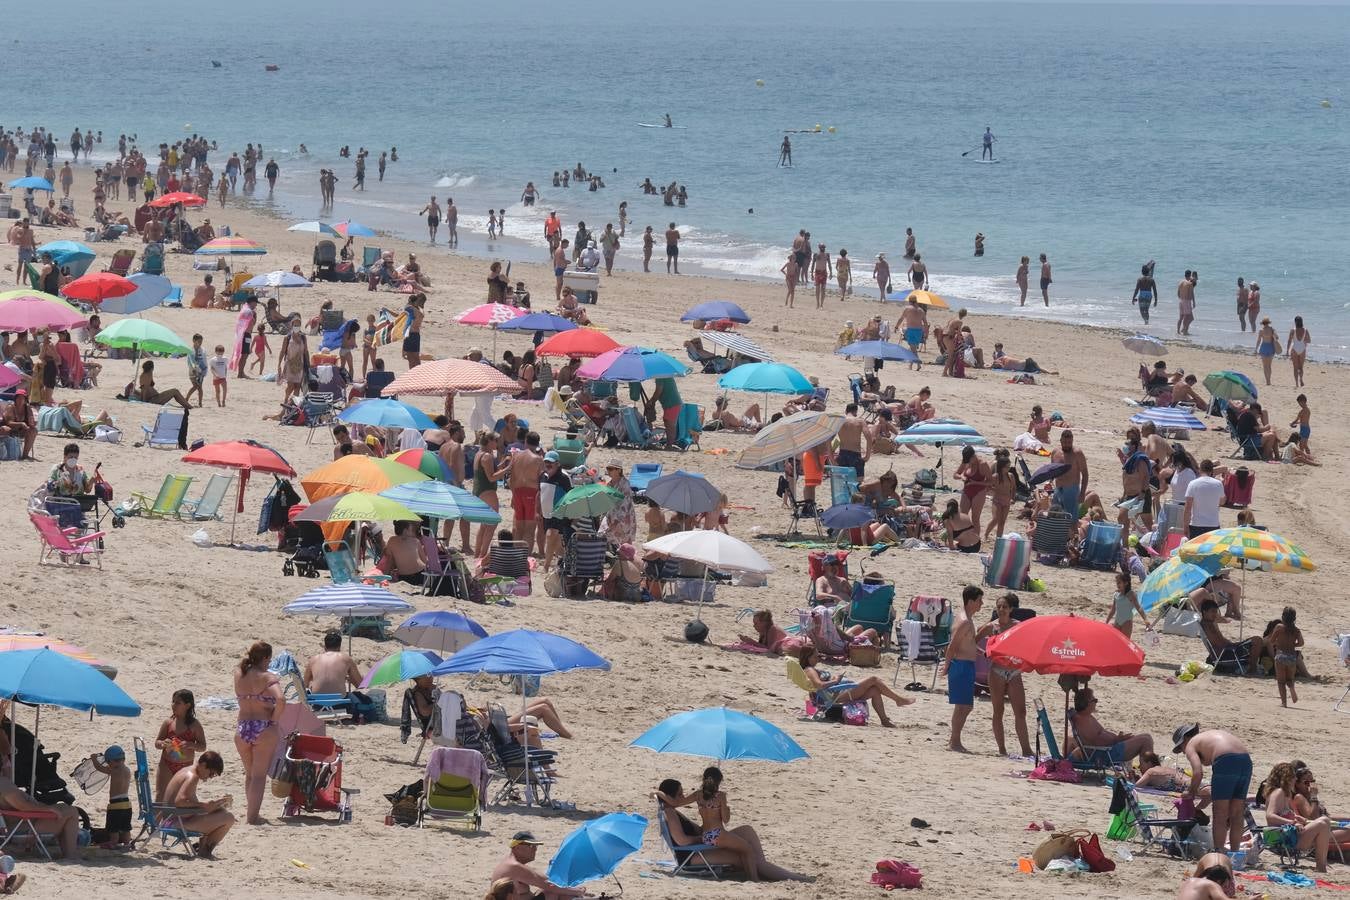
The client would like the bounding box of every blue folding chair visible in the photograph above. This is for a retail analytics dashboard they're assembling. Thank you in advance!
[132,737,202,857]
[629,463,662,495]
[844,579,896,642]
[620,407,652,449]
[1080,520,1124,570]
[140,406,185,449]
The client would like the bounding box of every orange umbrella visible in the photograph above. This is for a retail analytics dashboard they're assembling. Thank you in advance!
[149,192,206,209]
[300,455,430,502]
[535,329,621,359]
[380,358,519,397]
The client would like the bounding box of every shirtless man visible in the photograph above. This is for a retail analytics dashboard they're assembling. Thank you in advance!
[940,586,983,752]
[437,421,472,550]
[1038,253,1052,306]
[552,240,569,302]
[811,243,831,308]
[445,198,459,247]
[1173,724,1252,856]
[1067,687,1154,766]
[903,227,916,259]
[162,751,234,858]
[665,222,680,274]
[331,424,371,459]
[1198,599,1263,673]
[0,772,80,857]
[813,556,852,606]
[1139,421,1171,499]
[420,196,441,243]
[836,403,870,477]
[378,520,427,585]
[1118,429,1155,533]
[896,297,926,367]
[10,217,36,284]
[304,631,363,695]
[509,432,544,553]
[941,309,966,377]
[490,832,586,900]
[907,253,927,291]
[1177,270,1196,336]
[1052,430,1089,524]
[1171,374,1205,407]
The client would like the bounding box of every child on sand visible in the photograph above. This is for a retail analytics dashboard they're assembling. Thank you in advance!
[90,745,132,845]
[1268,606,1304,707]
[248,329,270,374]
[1106,571,1149,639]
[209,344,229,407]
[185,333,207,409]
[154,688,206,801]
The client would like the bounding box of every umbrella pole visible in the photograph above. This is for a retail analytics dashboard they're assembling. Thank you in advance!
[8,707,15,793]
[30,705,39,800]
[521,684,533,807]
[1062,688,1071,756]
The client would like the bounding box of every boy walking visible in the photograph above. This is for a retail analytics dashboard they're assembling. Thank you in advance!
[209,344,229,407]
[186,334,207,408]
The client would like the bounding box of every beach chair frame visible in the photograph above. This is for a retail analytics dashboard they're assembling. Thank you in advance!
[419,747,484,832]
[139,406,185,449]
[657,801,729,879]
[131,738,202,858]
[182,472,234,521]
[129,474,194,520]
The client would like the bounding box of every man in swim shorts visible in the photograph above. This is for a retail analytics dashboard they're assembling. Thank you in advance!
[941,586,982,752]
[553,240,569,302]
[508,432,543,551]
[896,297,927,367]
[1174,724,1252,856]
[1039,253,1052,306]
[836,404,869,477]
[420,196,441,243]
[1051,429,1088,524]
[665,223,680,274]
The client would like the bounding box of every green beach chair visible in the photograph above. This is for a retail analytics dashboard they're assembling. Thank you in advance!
[181,473,235,521]
[129,474,194,519]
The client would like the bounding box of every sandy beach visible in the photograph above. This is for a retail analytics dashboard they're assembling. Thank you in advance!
[3,162,1347,900]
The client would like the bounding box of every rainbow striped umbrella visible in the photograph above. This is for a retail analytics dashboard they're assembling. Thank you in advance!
[1139,556,1221,612]
[195,236,267,256]
[359,649,442,688]
[391,448,453,482]
[1177,527,1315,574]
[0,635,116,678]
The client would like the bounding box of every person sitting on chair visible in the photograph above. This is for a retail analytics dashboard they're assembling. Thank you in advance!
[1067,687,1154,766]
[399,674,438,744]
[601,542,644,602]
[303,630,363,696]
[0,772,80,858]
[377,520,427,585]
[654,778,809,881]
[813,556,853,605]
[1198,598,1264,671]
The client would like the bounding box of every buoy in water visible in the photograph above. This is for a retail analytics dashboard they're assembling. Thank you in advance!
[755,79,765,87]
[813,124,821,132]
[1321,99,1332,108]
[827,126,836,133]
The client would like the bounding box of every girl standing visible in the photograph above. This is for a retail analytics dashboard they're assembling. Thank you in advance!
[1268,606,1304,707]
[154,689,206,801]
[1106,571,1148,639]
[1286,315,1311,387]
[976,593,1032,757]
[984,455,1017,540]
[361,314,379,378]
[248,328,270,374]
[471,431,512,558]
[1255,317,1280,386]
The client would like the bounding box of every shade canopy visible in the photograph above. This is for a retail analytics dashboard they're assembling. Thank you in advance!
[283,584,415,617]
[576,346,688,382]
[717,362,811,395]
[0,649,140,717]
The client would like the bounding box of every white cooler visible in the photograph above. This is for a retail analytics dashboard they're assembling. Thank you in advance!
[562,270,600,303]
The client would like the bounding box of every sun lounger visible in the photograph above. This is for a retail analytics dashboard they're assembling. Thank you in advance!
[128,474,194,520]
[181,472,234,521]
[139,405,185,449]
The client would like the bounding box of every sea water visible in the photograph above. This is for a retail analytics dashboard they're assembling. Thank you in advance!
[4,0,1347,354]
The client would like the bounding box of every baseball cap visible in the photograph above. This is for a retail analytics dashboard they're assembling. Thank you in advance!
[1172,722,1199,753]
[510,831,542,846]
[103,745,125,762]
[543,451,560,463]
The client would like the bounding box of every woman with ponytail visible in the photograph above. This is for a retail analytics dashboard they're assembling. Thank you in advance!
[233,641,283,824]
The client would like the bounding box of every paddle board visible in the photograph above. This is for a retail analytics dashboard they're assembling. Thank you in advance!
[969,157,1002,164]
[636,123,688,129]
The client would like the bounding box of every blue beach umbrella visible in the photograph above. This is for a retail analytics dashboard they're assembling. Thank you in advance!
[431,629,610,677]
[836,340,920,364]
[820,503,876,530]
[548,813,649,890]
[680,300,750,323]
[644,470,720,515]
[892,417,987,447]
[8,177,53,192]
[36,240,95,267]
[0,649,140,716]
[334,220,377,237]
[393,610,489,654]
[378,481,502,524]
[1139,555,1221,613]
[717,362,812,395]
[338,398,436,431]
[496,312,576,334]
[101,272,172,315]
[631,707,808,763]
[1130,407,1207,432]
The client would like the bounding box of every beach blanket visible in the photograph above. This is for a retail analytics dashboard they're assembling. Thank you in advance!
[370,308,406,347]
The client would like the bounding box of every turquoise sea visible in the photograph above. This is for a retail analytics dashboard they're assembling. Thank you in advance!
[5,0,1348,353]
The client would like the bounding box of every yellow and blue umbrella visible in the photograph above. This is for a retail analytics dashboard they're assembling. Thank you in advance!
[1139,555,1220,612]
[1178,527,1315,574]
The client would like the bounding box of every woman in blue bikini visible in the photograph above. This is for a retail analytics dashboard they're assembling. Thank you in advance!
[233,641,284,824]
[1255,317,1281,386]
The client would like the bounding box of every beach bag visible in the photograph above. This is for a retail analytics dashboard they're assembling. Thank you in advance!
[543,569,565,598]
[848,644,881,668]
[914,468,937,489]
[93,424,121,443]
[1076,832,1115,872]
[1160,606,1202,638]
[1028,758,1081,784]
[384,780,423,826]
[841,701,868,726]
[1033,829,1089,869]
[870,859,922,890]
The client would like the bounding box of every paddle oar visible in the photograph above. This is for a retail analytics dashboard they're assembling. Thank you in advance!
[960,145,983,157]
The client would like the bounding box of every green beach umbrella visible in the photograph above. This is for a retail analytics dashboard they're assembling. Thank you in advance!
[292,491,421,523]
[1202,370,1256,403]
[553,484,624,519]
[358,650,442,689]
[94,318,190,356]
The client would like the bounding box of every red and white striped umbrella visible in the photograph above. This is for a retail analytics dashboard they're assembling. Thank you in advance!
[455,303,522,327]
[381,358,519,396]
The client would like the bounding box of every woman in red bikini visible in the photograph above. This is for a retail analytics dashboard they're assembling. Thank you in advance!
[154,688,207,801]
[955,445,992,534]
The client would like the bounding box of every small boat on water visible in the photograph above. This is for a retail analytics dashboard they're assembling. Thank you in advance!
[265,64,279,72]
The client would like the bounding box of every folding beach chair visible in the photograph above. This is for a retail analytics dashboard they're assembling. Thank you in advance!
[103,248,135,276]
[420,536,467,599]
[1031,509,1073,564]
[484,540,531,598]
[323,540,391,588]
[1112,770,1202,860]
[280,733,352,821]
[1200,632,1248,675]
[785,657,847,720]
[139,405,185,449]
[893,596,951,690]
[657,800,729,879]
[482,705,557,807]
[128,474,195,520]
[982,535,1032,590]
[826,465,860,507]
[1080,520,1124,569]
[275,670,352,724]
[130,737,201,858]
[629,462,662,498]
[419,747,486,832]
[781,477,822,537]
[1066,711,1125,778]
[619,406,652,449]
[360,246,382,272]
[181,472,234,521]
[562,532,608,597]
[139,242,165,276]
[844,578,896,645]
[805,549,849,606]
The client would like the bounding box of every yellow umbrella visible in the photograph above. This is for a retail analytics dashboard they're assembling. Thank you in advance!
[300,456,429,502]
[906,290,949,309]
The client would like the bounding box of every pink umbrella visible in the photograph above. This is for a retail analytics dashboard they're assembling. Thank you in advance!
[0,291,89,332]
[0,367,19,389]
[454,303,522,359]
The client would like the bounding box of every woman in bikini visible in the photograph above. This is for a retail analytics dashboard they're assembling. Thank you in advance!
[940,499,981,553]
[797,646,913,728]
[1264,761,1334,872]
[976,593,1032,757]
[233,641,284,825]
[984,455,1017,541]
[471,431,512,558]
[1286,315,1311,387]
[1136,751,1211,806]
[955,445,992,534]
[154,688,206,801]
[1255,317,1280,386]
[655,778,809,882]
[657,767,761,880]
[1291,768,1350,847]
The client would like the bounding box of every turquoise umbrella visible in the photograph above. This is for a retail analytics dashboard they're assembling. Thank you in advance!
[1139,556,1220,613]
[379,481,501,524]
[553,484,623,519]
[548,812,648,891]
[631,707,807,762]
[717,362,812,395]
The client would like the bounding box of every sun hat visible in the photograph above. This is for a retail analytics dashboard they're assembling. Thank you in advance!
[605,461,623,473]
[1172,722,1200,753]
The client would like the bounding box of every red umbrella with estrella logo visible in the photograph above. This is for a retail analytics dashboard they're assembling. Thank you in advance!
[985,614,1144,753]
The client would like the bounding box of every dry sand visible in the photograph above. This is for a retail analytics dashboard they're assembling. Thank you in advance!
[5,167,1347,898]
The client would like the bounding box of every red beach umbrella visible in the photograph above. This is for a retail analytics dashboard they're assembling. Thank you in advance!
[149,192,206,208]
[182,440,296,543]
[535,329,621,359]
[60,272,137,304]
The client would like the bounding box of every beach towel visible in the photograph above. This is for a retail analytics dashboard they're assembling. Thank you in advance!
[230,305,256,371]
[370,308,405,347]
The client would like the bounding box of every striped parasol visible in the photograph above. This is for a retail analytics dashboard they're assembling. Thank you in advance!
[1139,556,1221,612]
[0,635,116,678]
[1129,407,1207,431]
[379,481,502,524]
[1178,527,1315,573]
[283,584,414,617]
[194,236,267,255]
[836,340,920,363]
[735,411,843,470]
[702,330,774,362]
[892,417,988,446]
[380,358,519,396]
[1122,334,1166,355]
[390,448,453,482]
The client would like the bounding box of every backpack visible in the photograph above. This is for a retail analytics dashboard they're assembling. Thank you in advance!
[914,468,938,489]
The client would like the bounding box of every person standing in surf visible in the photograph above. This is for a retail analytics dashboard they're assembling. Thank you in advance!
[1177,270,1197,336]
[904,228,916,259]
[1038,254,1052,306]
[908,254,928,291]
[1236,277,1249,332]
[1015,256,1029,306]
[663,113,673,128]
[982,126,996,160]
[872,253,891,301]
[812,243,831,308]
[419,196,441,243]
[446,198,459,247]
[665,223,681,274]
[778,135,792,167]
[1132,264,1157,323]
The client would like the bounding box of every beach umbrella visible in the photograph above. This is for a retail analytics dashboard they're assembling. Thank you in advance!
[884,289,948,309]
[680,300,750,324]
[1177,526,1315,574]
[631,707,807,763]
[535,329,620,359]
[380,358,520,397]
[337,398,436,431]
[283,583,415,617]
[94,318,190,358]
[359,649,442,689]
[644,530,771,574]
[292,491,421,524]
[0,649,141,793]
[496,312,576,335]
[1203,371,1256,403]
[182,439,295,542]
[195,236,267,255]
[0,635,115,679]
[301,455,429,502]
[455,302,521,328]
[378,482,501,524]
[101,273,172,315]
[333,220,376,237]
[61,272,136,305]
[553,484,624,519]
[820,503,876,531]
[1139,556,1221,613]
[8,177,53,192]
[0,368,17,390]
[288,221,340,236]
[644,471,720,515]
[1028,461,1071,487]
[835,340,920,364]
[735,411,843,470]
[893,418,987,447]
[148,192,206,209]
[717,361,811,395]
[35,240,95,269]
[390,447,453,482]
[701,330,774,362]
[1130,407,1207,431]
[0,290,88,331]
[576,346,688,382]
[432,629,609,805]
[1122,334,1166,355]
[393,610,489,655]
[242,270,311,289]
[548,812,649,891]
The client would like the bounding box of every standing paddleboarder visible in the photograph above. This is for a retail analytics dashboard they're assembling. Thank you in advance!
[982,126,996,160]
[778,135,792,167]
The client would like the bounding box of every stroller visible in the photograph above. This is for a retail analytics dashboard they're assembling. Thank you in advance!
[312,240,337,281]
[5,717,75,805]
[282,514,326,577]
[41,463,125,548]
[279,733,351,821]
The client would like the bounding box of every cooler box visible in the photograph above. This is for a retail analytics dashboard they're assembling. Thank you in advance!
[562,270,599,304]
